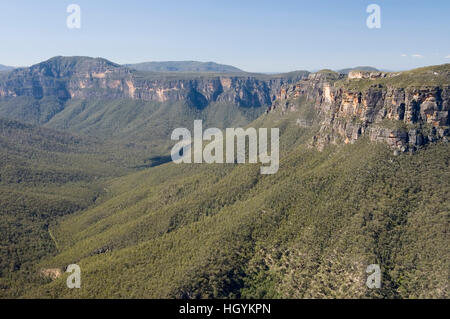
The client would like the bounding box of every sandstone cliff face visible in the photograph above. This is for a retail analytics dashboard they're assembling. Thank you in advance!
[269,71,345,112]
[0,57,308,108]
[127,76,297,108]
[270,67,450,152]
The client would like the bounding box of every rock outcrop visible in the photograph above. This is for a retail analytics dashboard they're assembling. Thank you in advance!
[40,268,62,280]
[270,66,450,152]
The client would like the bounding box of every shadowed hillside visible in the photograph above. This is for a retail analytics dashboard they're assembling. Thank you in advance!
[0,118,149,297]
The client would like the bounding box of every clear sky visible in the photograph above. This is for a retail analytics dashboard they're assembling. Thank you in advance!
[0,0,449,72]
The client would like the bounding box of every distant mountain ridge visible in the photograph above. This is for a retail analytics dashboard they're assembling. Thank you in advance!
[0,64,14,72]
[125,61,244,73]
[338,66,379,74]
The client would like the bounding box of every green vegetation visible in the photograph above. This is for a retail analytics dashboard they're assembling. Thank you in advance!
[0,62,448,299]
[45,99,266,159]
[0,118,148,297]
[1,104,446,299]
[0,97,267,160]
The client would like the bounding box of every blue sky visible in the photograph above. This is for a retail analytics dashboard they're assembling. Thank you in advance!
[0,0,449,72]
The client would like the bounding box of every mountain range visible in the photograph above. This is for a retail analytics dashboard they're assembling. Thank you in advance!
[0,59,386,75]
[124,61,244,73]
[0,56,448,299]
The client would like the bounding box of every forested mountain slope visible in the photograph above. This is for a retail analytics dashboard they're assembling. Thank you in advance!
[0,118,146,297]
[22,95,450,298]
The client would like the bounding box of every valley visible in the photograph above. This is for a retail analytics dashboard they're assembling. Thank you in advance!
[0,57,448,298]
